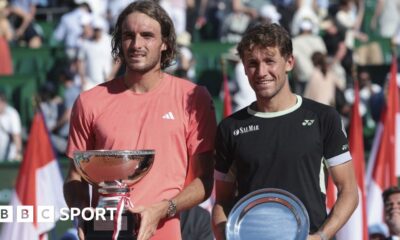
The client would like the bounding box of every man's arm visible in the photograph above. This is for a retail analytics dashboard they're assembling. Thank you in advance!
[11,133,22,161]
[63,161,90,209]
[9,6,34,39]
[309,161,358,240]
[212,179,236,240]
[370,0,384,30]
[64,161,91,240]
[130,151,214,240]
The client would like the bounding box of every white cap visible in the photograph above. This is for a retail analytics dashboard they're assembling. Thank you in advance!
[91,16,107,31]
[80,13,92,26]
[260,4,281,24]
[299,18,313,31]
[177,31,192,46]
[368,223,389,237]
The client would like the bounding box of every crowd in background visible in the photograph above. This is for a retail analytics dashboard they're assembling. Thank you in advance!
[0,0,399,161]
[0,0,400,237]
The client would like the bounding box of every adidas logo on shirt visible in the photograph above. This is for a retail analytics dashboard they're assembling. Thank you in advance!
[162,112,175,120]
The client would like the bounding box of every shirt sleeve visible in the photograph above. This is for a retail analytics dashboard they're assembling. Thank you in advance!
[214,120,236,182]
[186,86,217,156]
[66,95,95,158]
[322,107,352,167]
[53,17,66,42]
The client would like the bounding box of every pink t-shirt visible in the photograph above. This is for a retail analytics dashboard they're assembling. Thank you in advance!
[67,74,217,239]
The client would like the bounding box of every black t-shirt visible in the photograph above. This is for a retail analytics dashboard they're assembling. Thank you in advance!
[215,96,352,233]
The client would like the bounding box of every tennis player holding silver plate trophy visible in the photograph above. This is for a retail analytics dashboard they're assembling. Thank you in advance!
[73,150,155,240]
[225,188,310,240]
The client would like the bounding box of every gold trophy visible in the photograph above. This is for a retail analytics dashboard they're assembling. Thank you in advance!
[73,150,155,240]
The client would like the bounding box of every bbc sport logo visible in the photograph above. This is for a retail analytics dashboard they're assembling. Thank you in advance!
[0,206,117,222]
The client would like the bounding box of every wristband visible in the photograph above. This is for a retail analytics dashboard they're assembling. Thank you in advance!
[317,231,328,240]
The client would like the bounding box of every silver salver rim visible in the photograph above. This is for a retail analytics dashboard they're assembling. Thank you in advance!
[226,188,310,240]
[73,149,155,156]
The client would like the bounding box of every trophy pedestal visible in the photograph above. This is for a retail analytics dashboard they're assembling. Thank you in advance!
[84,211,140,240]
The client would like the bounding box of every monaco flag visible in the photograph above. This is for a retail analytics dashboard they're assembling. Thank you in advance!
[333,79,368,240]
[0,112,67,239]
[366,54,400,228]
[223,68,232,117]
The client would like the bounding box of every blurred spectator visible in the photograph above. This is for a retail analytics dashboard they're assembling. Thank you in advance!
[304,51,344,106]
[291,0,320,36]
[333,0,369,86]
[369,223,388,240]
[335,0,368,60]
[0,90,22,162]
[195,0,223,40]
[246,3,281,30]
[86,0,108,20]
[359,70,382,110]
[369,72,400,123]
[219,0,271,43]
[370,0,400,40]
[0,0,13,75]
[175,31,196,80]
[259,4,281,24]
[383,186,400,239]
[221,46,255,112]
[53,0,92,60]
[180,205,213,240]
[8,0,43,48]
[270,0,295,32]
[186,0,208,37]
[292,18,327,94]
[160,0,188,35]
[321,16,352,84]
[344,69,381,119]
[314,0,330,20]
[51,68,80,155]
[358,70,381,148]
[231,59,256,112]
[107,0,132,32]
[77,16,117,90]
[38,81,61,135]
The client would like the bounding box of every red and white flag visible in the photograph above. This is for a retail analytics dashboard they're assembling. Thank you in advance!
[333,79,368,240]
[0,112,67,240]
[366,54,400,228]
[223,70,232,117]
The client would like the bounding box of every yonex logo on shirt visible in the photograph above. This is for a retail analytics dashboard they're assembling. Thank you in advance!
[233,125,260,136]
[302,119,314,126]
[162,112,175,120]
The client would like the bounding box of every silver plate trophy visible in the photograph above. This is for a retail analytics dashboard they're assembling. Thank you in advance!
[73,150,155,240]
[226,188,310,240]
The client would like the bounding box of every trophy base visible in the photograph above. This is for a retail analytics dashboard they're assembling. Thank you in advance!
[84,211,140,240]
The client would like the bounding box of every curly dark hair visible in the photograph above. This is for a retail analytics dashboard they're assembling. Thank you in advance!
[383,186,400,203]
[111,0,177,69]
[237,23,292,61]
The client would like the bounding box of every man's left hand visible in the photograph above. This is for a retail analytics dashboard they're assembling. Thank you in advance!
[129,201,169,240]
